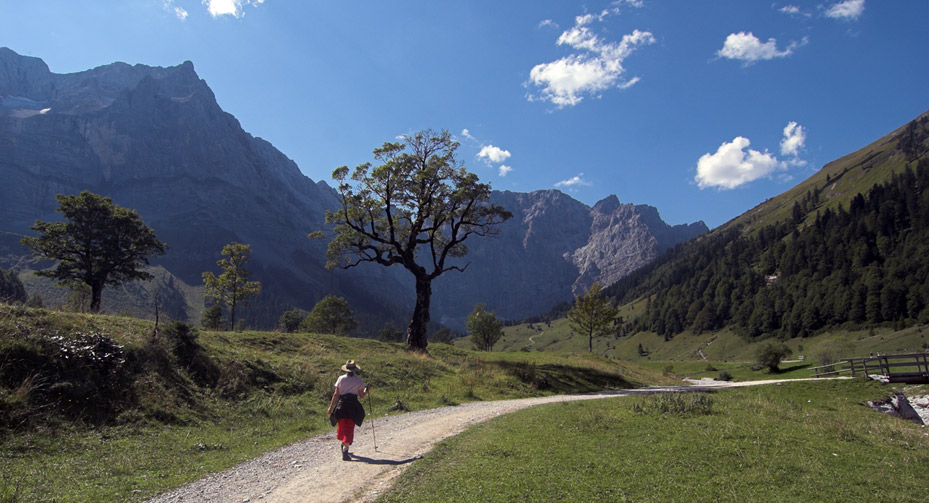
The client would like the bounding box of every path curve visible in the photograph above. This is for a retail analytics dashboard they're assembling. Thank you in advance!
[147,377,850,503]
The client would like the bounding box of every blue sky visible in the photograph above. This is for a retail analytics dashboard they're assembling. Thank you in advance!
[2,0,926,228]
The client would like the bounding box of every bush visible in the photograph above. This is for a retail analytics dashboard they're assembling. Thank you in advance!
[718,370,733,381]
[278,309,303,333]
[755,341,793,373]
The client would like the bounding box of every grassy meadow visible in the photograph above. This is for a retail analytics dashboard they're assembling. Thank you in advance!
[0,305,669,503]
[378,380,929,503]
[478,318,929,374]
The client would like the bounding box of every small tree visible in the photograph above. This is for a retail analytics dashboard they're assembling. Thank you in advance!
[312,129,512,352]
[467,304,502,351]
[279,308,304,333]
[202,242,261,331]
[201,303,224,330]
[567,283,618,352]
[755,341,793,373]
[300,295,359,336]
[20,191,167,313]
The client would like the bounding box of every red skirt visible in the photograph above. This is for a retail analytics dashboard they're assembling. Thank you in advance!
[336,418,355,444]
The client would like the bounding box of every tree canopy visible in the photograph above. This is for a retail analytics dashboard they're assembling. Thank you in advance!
[202,242,261,330]
[568,283,618,352]
[467,303,502,351]
[20,191,167,313]
[300,295,358,336]
[313,129,511,351]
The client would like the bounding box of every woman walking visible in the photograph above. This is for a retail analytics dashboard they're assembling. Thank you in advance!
[327,360,370,461]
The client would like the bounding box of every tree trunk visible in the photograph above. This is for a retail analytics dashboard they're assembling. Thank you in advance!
[89,281,103,313]
[407,275,432,352]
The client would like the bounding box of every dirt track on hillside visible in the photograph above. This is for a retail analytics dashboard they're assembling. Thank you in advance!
[147,378,850,503]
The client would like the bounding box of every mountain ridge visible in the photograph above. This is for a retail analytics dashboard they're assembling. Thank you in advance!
[0,48,706,331]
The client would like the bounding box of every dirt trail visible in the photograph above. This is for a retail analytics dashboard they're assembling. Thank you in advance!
[148,378,850,503]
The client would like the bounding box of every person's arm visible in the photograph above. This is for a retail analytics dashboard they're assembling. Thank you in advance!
[359,383,370,399]
[327,388,339,415]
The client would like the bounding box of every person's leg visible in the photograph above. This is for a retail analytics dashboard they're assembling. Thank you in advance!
[337,419,355,460]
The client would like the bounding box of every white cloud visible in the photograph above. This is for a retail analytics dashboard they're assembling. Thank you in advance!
[161,1,188,20]
[780,121,806,157]
[477,145,511,164]
[825,0,865,21]
[538,19,559,29]
[461,129,475,141]
[779,5,801,15]
[717,32,802,63]
[695,137,781,189]
[498,165,513,177]
[528,9,655,108]
[555,173,592,188]
[203,0,265,18]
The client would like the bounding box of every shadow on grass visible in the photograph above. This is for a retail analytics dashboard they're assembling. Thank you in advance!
[494,361,635,393]
[775,363,812,374]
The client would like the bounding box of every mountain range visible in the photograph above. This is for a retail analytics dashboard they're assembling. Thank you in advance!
[0,47,706,331]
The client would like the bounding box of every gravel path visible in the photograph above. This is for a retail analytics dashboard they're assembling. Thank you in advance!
[147,378,851,503]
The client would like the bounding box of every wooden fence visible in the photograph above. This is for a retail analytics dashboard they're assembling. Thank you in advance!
[810,352,929,383]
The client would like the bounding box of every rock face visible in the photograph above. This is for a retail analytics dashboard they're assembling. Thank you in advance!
[432,191,707,327]
[0,48,706,330]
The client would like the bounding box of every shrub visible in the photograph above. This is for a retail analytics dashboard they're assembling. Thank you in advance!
[278,309,304,333]
[718,370,733,381]
[755,341,793,373]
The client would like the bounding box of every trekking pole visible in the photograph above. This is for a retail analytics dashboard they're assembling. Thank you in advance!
[367,390,378,451]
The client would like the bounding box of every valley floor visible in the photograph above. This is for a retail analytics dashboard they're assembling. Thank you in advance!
[146,378,854,503]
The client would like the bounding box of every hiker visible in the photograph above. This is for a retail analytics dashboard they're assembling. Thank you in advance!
[327,360,369,461]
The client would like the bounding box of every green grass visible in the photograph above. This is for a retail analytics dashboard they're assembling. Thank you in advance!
[0,304,666,503]
[490,319,929,368]
[377,380,929,503]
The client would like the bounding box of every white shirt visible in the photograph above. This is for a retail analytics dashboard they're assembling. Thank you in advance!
[334,374,365,395]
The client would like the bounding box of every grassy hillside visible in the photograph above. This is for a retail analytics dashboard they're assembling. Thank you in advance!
[723,111,928,235]
[0,304,671,502]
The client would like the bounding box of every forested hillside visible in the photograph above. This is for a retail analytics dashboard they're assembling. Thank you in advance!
[607,113,929,341]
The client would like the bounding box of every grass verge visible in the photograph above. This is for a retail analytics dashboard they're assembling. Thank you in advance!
[377,380,929,503]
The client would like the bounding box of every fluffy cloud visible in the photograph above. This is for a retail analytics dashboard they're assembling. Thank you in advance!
[203,0,265,18]
[460,129,475,141]
[825,0,865,21]
[780,121,806,157]
[477,145,511,164]
[498,165,513,177]
[717,32,804,63]
[695,137,780,189]
[555,173,591,188]
[527,8,654,108]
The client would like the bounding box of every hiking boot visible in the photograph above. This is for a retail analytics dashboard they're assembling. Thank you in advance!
[342,450,351,461]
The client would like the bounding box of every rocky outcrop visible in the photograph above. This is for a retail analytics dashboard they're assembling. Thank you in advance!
[432,192,707,327]
[0,48,706,330]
